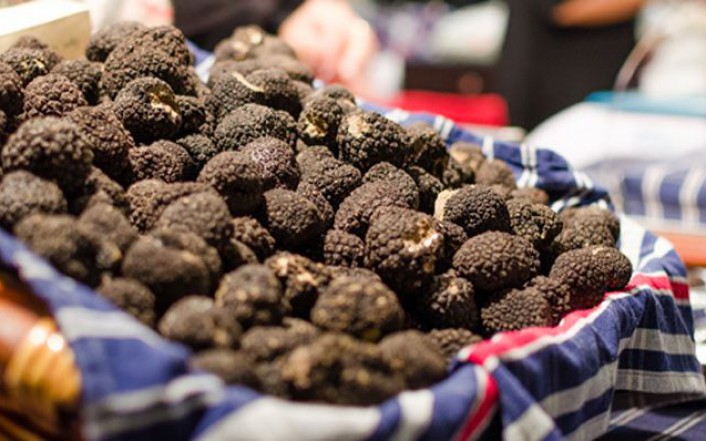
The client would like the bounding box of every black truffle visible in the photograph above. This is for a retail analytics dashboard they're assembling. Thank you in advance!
[66,106,134,182]
[297,152,362,207]
[297,96,344,151]
[78,203,138,254]
[452,231,540,294]
[190,349,260,388]
[240,137,300,190]
[428,328,483,363]
[240,318,319,362]
[127,142,190,183]
[175,134,219,171]
[379,330,447,389]
[416,271,479,330]
[296,182,334,229]
[0,61,23,117]
[71,167,130,215]
[322,229,365,268]
[51,59,102,105]
[440,185,511,237]
[365,206,446,295]
[247,68,302,117]
[337,110,413,171]
[113,77,182,144]
[557,206,620,252]
[311,275,404,342]
[97,277,156,327]
[363,162,420,209]
[174,95,209,136]
[2,117,93,194]
[213,103,296,152]
[260,189,326,250]
[0,48,58,86]
[510,187,550,206]
[481,287,552,333]
[406,122,449,177]
[507,200,563,250]
[21,74,87,120]
[214,26,296,61]
[155,191,233,249]
[205,72,267,121]
[197,150,267,216]
[103,47,192,98]
[86,21,147,62]
[475,159,517,191]
[264,252,331,318]
[215,264,285,329]
[524,276,571,326]
[231,217,276,260]
[126,25,193,66]
[406,166,444,214]
[0,171,67,230]
[158,296,241,351]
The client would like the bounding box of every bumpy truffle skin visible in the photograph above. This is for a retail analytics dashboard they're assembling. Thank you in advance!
[265,252,331,318]
[14,214,102,286]
[297,152,362,207]
[260,189,325,250]
[113,77,182,144]
[151,226,223,285]
[127,143,189,184]
[213,103,296,152]
[126,181,210,231]
[334,180,417,237]
[557,207,620,252]
[311,84,357,104]
[365,206,446,295]
[240,137,300,190]
[71,167,130,215]
[21,74,87,120]
[2,117,93,194]
[241,318,320,362]
[97,277,156,327]
[122,232,213,315]
[363,162,420,209]
[441,157,473,189]
[231,217,276,260]
[312,275,403,342]
[78,203,138,253]
[155,191,233,249]
[297,96,344,151]
[440,185,511,237]
[247,68,302,117]
[524,276,571,326]
[158,296,242,351]
[481,287,552,333]
[127,25,193,66]
[549,245,632,311]
[0,171,67,230]
[323,229,365,268]
[198,150,267,215]
[453,231,540,294]
[103,47,192,98]
[428,328,483,363]
[406,166,444,214]
[417,272,479,330]
[296,182,334,229]
[281,333,405,406]
[190,349,260,388]
[0,48,58,86]
[205,72,267,121]
[215,26,296,61]
[86,21,147,62]
[438,221,468,266]
[337,110,413,171]
[475,159,517,190]
[51,59,102,105]
[176,134,218,171]
[66,106,134,181]
[507,200,563,250]
[510,187,550,206]
[379,330,448,389]
[215,264,285,329]
[175,95,209,136]
[0,62,23,117]
[406,122,449,177]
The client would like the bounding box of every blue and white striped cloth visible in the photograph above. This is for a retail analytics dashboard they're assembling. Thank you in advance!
[0,108,703,440]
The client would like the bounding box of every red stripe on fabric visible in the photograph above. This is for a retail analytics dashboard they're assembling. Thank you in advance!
[627,275,689,300]
[454,365,499,441]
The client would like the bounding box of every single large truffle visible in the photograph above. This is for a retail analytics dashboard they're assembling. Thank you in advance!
[507,200,563,250]
[126,25,193,66]
[322,229,365,268]
[475,159,517,191]
[281,333,405,406]
[481,287,553,333]
[70,167,130,215]
[21,73,87,120]
[213,103,296,152]
[126,181,211,232]
[439,185,511,237]
[205,72,267,121]
[311,275,404,342]
[66,106,134,182]
[158,296,241,351]
[198,150,267,215]
[113,77,182,144]
[2,117,93,194]
[215,264,285,329]
[379,330,448,389]
[297,151,362,207]
[452,231,540,294]
[175,134,219,171]
[264,252,331,318]
[365,206,446,296]
[86,21,147,62]
[231,217,276,260]
[556,206,620,252]
[155,191,233,249]
[127,142,191,183]
[363,162,420,209]
[246,68,302,117]
[524,276,571,326]
[214,26,296,61]
[297,96,344,151]
[97,277,156,327]
[51,59,102,105]
[416,271,479,330]
[0,171,67,230]
[0,61,23,117]
[0,48,58,86]
[240,137,300,190]
[260,189,326,250]
[78,203,138,254]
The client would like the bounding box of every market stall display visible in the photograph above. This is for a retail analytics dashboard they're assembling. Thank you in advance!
[0,22,704,441]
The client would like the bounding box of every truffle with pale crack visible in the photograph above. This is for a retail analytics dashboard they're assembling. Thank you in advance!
[416,271,479,330]
[264,252,331,318]
[297,96,344,152]
[406,122,449,177]
[0,48,59,86]
[507,200,563,250]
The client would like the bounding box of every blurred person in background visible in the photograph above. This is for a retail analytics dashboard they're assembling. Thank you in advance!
[86,0,378,91]
[497,0,647,129]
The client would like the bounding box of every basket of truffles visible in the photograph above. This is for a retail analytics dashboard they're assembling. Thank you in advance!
[0,23,703,441]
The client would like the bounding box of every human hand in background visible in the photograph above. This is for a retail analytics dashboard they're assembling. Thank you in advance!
[553,0,647,27]
[279,0,378,87]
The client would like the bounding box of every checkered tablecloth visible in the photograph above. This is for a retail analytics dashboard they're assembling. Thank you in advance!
[1,104,704,440]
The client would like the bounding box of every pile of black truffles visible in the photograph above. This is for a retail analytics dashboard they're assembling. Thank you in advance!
[0,24,633,406]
